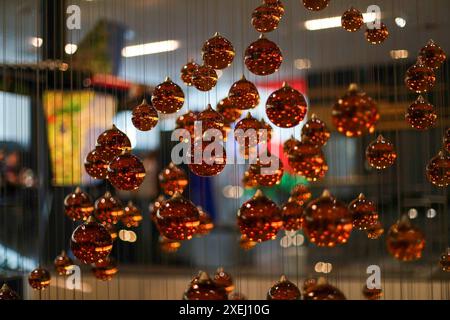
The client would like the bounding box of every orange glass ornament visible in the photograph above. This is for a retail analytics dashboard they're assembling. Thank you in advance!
[151,77,185,114]
[303,0,329,11]
[366,221,384,239]
[176,110,198,142]
[217,97,242,126]
[96,125,131,161]
[180,60,199,86]
[214,268,234,293]
[122,201,143,228]
[64,187,94,221]
[264,0,285,18]
[242,169,259,189]
[150,195,166,223]
[28,267,51,290]
[266,83,307,128]
[405,95,437,130]
[245,34,283,76]
[439,248,450,272]
[104,223,118,241]
[283,136,300,155]
[237,189,283,242]
[249,154,284,187]
[281,198,304,232]
[290,184,312,206]
[235,113,262,149]
[108,153,146,191]
[54,251,73,276]
[92,257,118,281]
[349,193,378,230]
[156,193,200,240]
[304,278,346,300]
[183,271,228,300]
[303,190,353,247]
[0,284,20,300]
[239,235,258,250]
[132,99,159,132]
[426,150,450,187]
[419,39,447,70]
[202,32,235,70]
[228,76,260,110]
[301,114,330,147]
[84,148,109,180]
[363,285,383,300]
[94,191,124,225]
[159,162,188,197]
[159,235,182,253]
[188,140,226,177]
[341,7,364,32]
[267,275,301,300]
[287,140,328,181]
[386,215,425,261]
[365,23,389,44]
[197,104,225,135]
[332,84,379,137]
[192,64,218,92]
[405,58,436,93]
[71,216,113,264]
[252,4,281,33]
[196,207,214,236]
[366,135,397,170]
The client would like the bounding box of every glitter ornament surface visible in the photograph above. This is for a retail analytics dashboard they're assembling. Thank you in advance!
[366,135,397,170]
[242,169,259,189]
[419,39,447,70]
[197,104,225,136]
[94,191,124,225]
[216,97,242,126]
[249,154,284,187]
[54,251,73,276]
[405,96,437,130]
[71,216,113,264]
[196,207,214,236]
[245,35,283,76]
[290,184,312,206]
[267,275,301,300]
[237,190,283,242]
[228,76,260,110]
[96,125,131,161]
[363,286,383,300]
[365,23,389,44]
[386,215,425,261]
[121,201,143,228]
[281,198,304,232]
[159,162,188,197]
[183,271,228,300]
[214,268,234,293]
[92,257,118,281]
[283,136,301,155]
[264,0,285,18]
[192,64,218,91]
[303,190,353,247]
[64,187,94,221]
[366,221,384,239]
[0,284,20,300]
[132,99,159,132]
[235,113,262,149]
[405,58,436,93]
[28,267,51,290]
[84,148,109,180]
[288,140,328,181]
[151,77,185,114]
[252,4,281,33]
[176,110,198,140]
[266,83,307,128]
[202,32,235,70]
[303,0,329,11]
[108,153,146,191]
[426,151,450,187]
[341,7,364,32]
[188,140,226,177]
[159,235,181,253]
[156,193,200,240]
[180,60,199,86]
[304,278,346,300]
[302,114,330,147]
[332,84,379,137]
[439,249,450,272]
[349,193,379,230]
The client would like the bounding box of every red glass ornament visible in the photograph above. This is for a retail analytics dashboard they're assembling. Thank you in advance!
[64,187,94,221]
[252,4,281,33]
[84,148,109,180]
[426,150,450,187]
[444,128,450,153]
[197,104,225,136]
[229,292,247,300]
[281,198,304,232]
[405,58,436,93]
[217,97,242,126]
[440,248,450,272]
[290,184,312,206]
[183,271,228,300]
[151,77,185,114]
[239,235,258,250]
[266,83,307,128]
[54,251,73,276]
[288,139,328,181]
[267,275,301,300]
[214,268,234,293]
[159,235,182,253]
[132,99,159,131]
[237,190,283,242]
[228,75,260,110]
[283,136,300,155]
[156,193,200,240]
[363,285,383,300]
[366,135,397,170]
[92,257,118,281]
[303,0,329,11]
[28,267,51,290]
[303,190,353,247]
[341,7,364,32]
[188,140,226,177]
[192,64,218,92]
[122,201,143,228]
[71,216,113,264]
[405,95,437,130]
[180,60,199,86]
[108,153,146,191]
[332,84,379,137]
[196,207,214,236]
[235,113,262,149]
[94,191,124,225]
[249,154,284,187]
[150,195,166,223]
[304,278,346,300]
[0,283,20,300]
[245,34,283,76]
[349,193,378,230]
[386,215,425,261]
[301,114,330,147]
[419,39,447,70]
[96,125,131,161]
[365,23,389,44]
[176,110,198,142]
[159,162,188,197]
[242,169,259,189]
[202,32,235,70]
[366,221,384,240]
[264,0,285,18]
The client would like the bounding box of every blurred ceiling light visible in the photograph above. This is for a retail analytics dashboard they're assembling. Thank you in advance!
[390,49,409,60]
[304,12,377,31]
[322,263,333,274]
[426,208,437,219]
[408,208,418,219]
[122,40,180,57]
[65,43,78,55]
[222,185,244,199]
[395,17,407,28]
[30,37,43,48]
[294,58,312,70]
[314,262,324,273]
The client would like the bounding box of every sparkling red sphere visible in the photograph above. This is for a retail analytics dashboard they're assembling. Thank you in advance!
[54,251,73,276]
[183,271,228,300]
[188,140,226,177]
[405,96,437,130]
[341,7,364,32]
[228,76,260,110]
[84,148,110,180]
[426,151,450,187]
[131,99,159,131]
[192,64,218,92]
[386,216,425,261]
[64,187,94,221]
[180,60,199,86]
[366,135,397,170]
[108,153,146,191]
[266,83,307,128]
[28,267,51,290]
[94,191,124,225]
[365,23,389,44]
[348,193,379,230]
[252,4,281,33]
[95,125,131,161]
[301,114,330,147]
[92,257,118,281]
[151,77,185,114]
[267,275,301,300]
[245,35,283,76]
[202,33,235,70]
[159,162,188,197]
[405,59,436,93]
[281,199,304,232]
[419,39,447,70]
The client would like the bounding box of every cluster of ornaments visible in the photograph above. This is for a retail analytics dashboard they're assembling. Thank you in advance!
[340,7,389,44]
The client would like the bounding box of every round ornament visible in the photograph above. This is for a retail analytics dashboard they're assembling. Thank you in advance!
[64,187,94,221]
[348,193,379,230]
[54,251,73,276]
[108,153,146,191]
[228,76,260,110]
[419,39,447,70]
[426,150,450,187]
[197,104,225,137]
[266,83,307,128]
[302,0,329,11]
[366,221,384,240]
[196,207,214,236]
[132,99,158,132]
[405,58,436,93]
[180,60,199,86]
[245,34,283,76]
[301,114,330,147]
[304,278,346,300]
[365,23,389,44]
[234,113,262,148]
[188,140,226,177]
[96,125,131,161]
[252,4,281,33]
[264,0,285,18]
[28,267,51,290]
[176,110,198,141]
[0,284,20,300]
[202,32,235,70]
[151,77,185,114]
[249,154,284,187]
[216,97,242,126]
[281,198,304,232]
[84,148,109,180]
[92,257,118,281]
[267,275,301,300]
[287,140,328,181]
[405,95,437,130]
[242,169,259,189]
[183,271,228,300]
[386,215,425,261]
[94,191,124,225]
[366,135,397,170]
[290,184,312,206]
[341,7,364,32]
[192,64,218,92]
[121,201,143,228]
[214,268,234,293]
[159,162,188,197]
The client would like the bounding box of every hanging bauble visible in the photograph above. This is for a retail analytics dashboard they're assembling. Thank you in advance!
[180,60,199,86]
[365,23,389,44]
[96,125,131,161]
[303,0,329,11]
[192,64,218,92]
[159,162,188,197]
[183,271,228,300]
[245,34,283,76]
[366,135,397,170]
[94,191,124,225]
[176,110,198,142]
[239,235,258,250]
[217,97,242,126]
[405,95,437,130]
[259,119,273,143]
[202,32,235,70]
[64,187,94,221]
[283,136,300,155]
[71,216,113,264]
[304,278,346,300]
[419,39,447,70]
[405,57,436,93]
[229,292,247,300]
[0,284,20,300]
[444,128,450,153]
[426,150,450,187]
[196,207,214,236]
[281,198,304,232]
[197,104,225,137]
[266,83,307,128]
[341,7,364,32]
[104,223,118,241]
[159,235,181,253]
[264,0,285,18]
[287,140,328,181]
[249,154,284,187]
[332,84,379,137]
[84,148,109,180]
[121,201,143,228]
[214,268,234,293]
[131,99,159,132]
[151,77,185,114]
[150,195,166,223]
[237,189,283,242]
[188,140,226,177]
[242,169,259,189]
[348,193,379,230]
[439,248,450,272]
[108,153,146,191]
[366,221,384,239]
[252,4,281,33]
[386,215,425,261]
[302,278,318,293]
[267,275,301,300]
[92,257,118,281]
[290,184,312,206]
[28,267,51,290]
[234,113,262,149]
[303,190,353,247]
[362,285,383,300]
[54,251,73,276]
[301,114,330,147]
[228,76,260,110]
[156,193,200,240]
